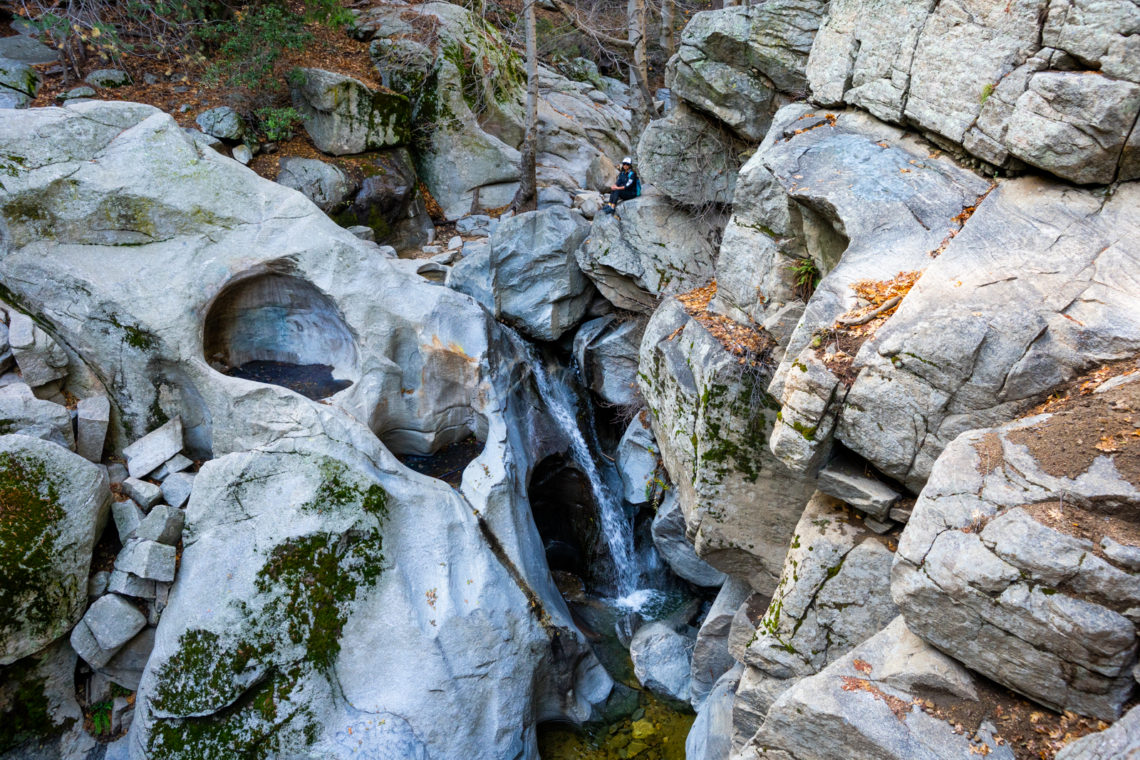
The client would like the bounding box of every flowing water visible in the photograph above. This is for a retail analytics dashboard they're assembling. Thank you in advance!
[530,354,644,601]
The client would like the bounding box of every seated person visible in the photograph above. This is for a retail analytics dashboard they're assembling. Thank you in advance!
[603,156,638,213]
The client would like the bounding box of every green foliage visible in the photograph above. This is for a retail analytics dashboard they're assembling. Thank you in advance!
[254,106,301,142]
[89,700,113,736]
[789,257,820,299]
[979,82,995,104]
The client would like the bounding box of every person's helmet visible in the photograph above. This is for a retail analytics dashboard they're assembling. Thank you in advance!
[621,156,632,165]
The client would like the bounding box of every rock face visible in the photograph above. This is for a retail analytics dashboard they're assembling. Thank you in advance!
[893,378,1140,720]
[575,196,721,313]
[747,617,1009,759]
[733,493,898,727]
[290,68,412,155]
[637,103,745,207]
[835,178,1140,491]
[667,0,827,141]
[489,207,593,341]
[686,664,741,760]
[651,490,726,588]
[0,434,110,664]
[638,298,816,594]
[572,316,645,408]
[690,579,749,711]
[805,0,1140,184]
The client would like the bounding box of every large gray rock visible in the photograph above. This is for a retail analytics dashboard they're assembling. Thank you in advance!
[836,178,1140,491]
[805,0,1140,184]
[575,196,721,313]
[615,413,661,506]
[131,438,608,758]
[0,35,57,65]
[290,68,411,156]
[276,157,354,213]
[734,492,898,726]
[0,382,73,449]
[651,490,726,588]
[755,106,992,400]
[0,434,110,664]
[75,394,110,462]
[637,103,745,207]
[7,310,68,387]
[667,0,827,141]
[639,297,816,595]
[1055,704,1140,760]
[444,240,494,313]
[361,4,628,218]
[81,594,147,652]
[706,149,805,344]
[745,617,1011,759]
[362,2,525,219]
[690,578,750,711]
[686,664,741,760]
[572,316,645,408]
[893,380,1140,720]
[122,418,183,479]
[489,206,593,341]
[1001,71,1140,184]
[630,622,694,706]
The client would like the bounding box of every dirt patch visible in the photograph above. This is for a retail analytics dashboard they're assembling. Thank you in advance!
[974,432,1004,477]
[909,674,1115,760]
[816,270,921,385]
[1021,501,1140,559]
[1006,370,1140,482]
[676,281,776,366]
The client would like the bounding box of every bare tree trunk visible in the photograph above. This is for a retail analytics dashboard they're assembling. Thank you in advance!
[511,0,539,210]
[659,0,675,59]
[627,0,650,155]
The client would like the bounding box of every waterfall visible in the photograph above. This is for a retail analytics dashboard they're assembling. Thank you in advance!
[529,355,642,600]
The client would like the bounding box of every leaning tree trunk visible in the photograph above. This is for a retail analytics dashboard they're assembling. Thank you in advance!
[512,0,539,210]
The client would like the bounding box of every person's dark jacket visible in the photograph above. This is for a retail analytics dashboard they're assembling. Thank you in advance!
[615,169,637,192]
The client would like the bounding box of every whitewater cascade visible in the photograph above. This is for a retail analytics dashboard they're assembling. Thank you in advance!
[528,351,645,601]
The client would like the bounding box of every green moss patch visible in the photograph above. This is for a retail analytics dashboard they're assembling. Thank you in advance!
[0,451,68,653]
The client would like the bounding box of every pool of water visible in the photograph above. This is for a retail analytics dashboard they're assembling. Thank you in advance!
[396,436,484,486]
[226,360,351,400]
[538,691,694,760]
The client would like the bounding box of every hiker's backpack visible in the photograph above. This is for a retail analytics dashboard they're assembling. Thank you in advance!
[633,171,642,197]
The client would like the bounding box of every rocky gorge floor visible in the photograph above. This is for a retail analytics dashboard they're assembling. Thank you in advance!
[0,0,1139,758]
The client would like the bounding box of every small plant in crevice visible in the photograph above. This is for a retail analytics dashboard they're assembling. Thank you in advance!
[979,82,995,104]
[789,257,820,300]
[88,700,113,736]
